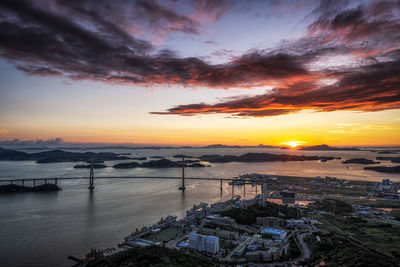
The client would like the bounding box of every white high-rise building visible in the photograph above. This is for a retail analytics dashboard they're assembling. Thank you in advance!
[188,233,219,254]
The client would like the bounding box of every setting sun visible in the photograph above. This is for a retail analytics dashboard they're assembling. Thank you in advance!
[282,141,305,148]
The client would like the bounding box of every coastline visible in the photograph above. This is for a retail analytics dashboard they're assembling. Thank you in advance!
[73,174,400,265]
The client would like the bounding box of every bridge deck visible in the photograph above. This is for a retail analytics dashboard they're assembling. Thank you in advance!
[0,176,258,182]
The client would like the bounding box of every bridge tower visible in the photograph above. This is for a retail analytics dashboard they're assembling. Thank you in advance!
[88,156,95,190]
[178,157,185,191]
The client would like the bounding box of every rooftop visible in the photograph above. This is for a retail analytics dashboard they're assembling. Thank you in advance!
[261,228,285,235]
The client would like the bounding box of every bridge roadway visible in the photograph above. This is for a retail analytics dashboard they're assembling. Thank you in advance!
[0,176,248,183]
[0,176,274,193]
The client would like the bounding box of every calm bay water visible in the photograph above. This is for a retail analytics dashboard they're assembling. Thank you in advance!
[0,148,399,266]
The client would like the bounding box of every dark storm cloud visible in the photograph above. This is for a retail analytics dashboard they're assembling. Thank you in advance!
[0,0,315,87]
[133,0,201,35]
[309,0,400,48]
[0,0,399,117]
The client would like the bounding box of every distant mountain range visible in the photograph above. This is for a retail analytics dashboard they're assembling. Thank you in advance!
[297,144,361,151]
[198,153,340,163]
[0,142,372,151]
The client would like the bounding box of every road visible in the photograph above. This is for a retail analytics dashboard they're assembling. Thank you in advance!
[296,231,311,260]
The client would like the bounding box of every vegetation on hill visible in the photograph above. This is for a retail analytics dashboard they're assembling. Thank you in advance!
[318,215,400,256]
[305,233,398,267]
[220,203,298,225]
[311,199,353,214]
[281,235,301,261]
[77,246,214,267]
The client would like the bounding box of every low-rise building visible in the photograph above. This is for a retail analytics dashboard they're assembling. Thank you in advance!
[232,237,256,257]
[261,228,287,240]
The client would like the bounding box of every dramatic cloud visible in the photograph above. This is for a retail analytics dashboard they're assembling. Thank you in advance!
[0,0,317,88]
[191,0,231,23]
[152,51,400,116]
[308,0,400,55]
[0,0,399,117]
[153,0,400,117]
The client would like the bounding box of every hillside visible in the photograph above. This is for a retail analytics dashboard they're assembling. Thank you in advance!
[75,246,214,267]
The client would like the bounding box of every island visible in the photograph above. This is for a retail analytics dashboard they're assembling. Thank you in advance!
[0,183,61,193]
[364,166,400,173]
[73,164,107,169]
[86,160,105,164]
[342,158,380,164]
[141,159,181,168]
[113,162,141,169]
[376,157,400,163]
[376,150,400,154]
[0,147,131,163]
[131,157,147,160]
[172,154,195,158]
[113,159,208,169]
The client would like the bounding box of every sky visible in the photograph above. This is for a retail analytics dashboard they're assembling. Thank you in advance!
[0,0,399,146]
